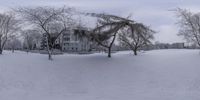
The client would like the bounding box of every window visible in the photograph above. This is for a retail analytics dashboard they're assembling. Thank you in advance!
[64,37,70,41]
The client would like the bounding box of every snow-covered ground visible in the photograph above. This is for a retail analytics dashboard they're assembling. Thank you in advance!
[0,49,200,100]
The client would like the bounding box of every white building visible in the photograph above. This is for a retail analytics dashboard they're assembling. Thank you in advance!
[62,28,91,52]
[40,27,91,52]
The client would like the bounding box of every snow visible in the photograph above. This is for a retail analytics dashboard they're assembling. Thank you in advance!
[0,49,200,100]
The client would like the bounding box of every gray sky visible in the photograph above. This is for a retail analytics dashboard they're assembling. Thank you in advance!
[1,0,200,43]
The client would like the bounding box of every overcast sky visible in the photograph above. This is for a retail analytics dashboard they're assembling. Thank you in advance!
[1,0,200,43]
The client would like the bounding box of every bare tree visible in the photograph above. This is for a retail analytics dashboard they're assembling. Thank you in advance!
[119,23,155,55]
[176,8,200,46]
[0,13,19,54]
[16,6,75,60]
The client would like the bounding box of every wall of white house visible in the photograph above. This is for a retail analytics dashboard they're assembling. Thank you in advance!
[62,29,91,52]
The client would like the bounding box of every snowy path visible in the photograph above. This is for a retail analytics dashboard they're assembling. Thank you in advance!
[0,49,200,100]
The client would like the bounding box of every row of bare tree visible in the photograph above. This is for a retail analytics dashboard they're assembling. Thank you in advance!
[83,13,155,57]
[0,12,20,54]
[0,6,155,60]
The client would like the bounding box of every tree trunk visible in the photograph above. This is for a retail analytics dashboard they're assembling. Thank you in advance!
[133,49,137,55]
[46,36,53,60]
[0,36,2,54]
[47,47,53,60]
[133,47,138,56]
[107,32,117,58]
[48,51,52,60]
[1,35,7,55]
[108,47,111,58]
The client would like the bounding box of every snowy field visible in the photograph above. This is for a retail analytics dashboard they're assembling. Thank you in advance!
[0,49,200,100]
